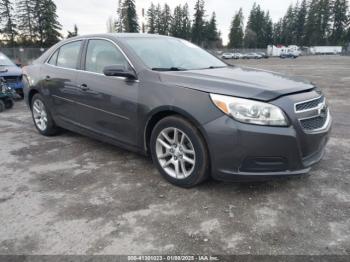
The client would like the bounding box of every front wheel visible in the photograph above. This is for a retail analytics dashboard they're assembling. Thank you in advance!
[150,116,210,188]
[31,93,60,136]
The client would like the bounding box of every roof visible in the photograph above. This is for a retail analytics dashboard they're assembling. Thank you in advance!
[69,33,171,41]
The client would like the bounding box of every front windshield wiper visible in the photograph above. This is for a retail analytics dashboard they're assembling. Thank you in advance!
[205,66,228,69]
[152,67,187,71]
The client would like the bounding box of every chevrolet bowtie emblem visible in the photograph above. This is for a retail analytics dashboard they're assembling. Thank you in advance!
[318,103,327,117]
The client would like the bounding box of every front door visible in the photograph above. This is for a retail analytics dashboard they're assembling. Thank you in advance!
[75,39,139,147]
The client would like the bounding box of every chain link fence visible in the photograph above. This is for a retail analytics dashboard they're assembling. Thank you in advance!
[0,48,47,65]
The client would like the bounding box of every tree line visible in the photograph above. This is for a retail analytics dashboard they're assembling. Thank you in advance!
[0,0,76,47]
[1,0,349,48]
[109,0,222,48]
[112,0,349,48]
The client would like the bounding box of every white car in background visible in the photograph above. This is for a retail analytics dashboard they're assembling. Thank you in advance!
[221,53,234,59]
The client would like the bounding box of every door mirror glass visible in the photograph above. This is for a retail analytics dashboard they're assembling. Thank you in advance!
[103,65,136,79]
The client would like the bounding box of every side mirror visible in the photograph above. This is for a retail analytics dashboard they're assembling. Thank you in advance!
[103,65,136,80]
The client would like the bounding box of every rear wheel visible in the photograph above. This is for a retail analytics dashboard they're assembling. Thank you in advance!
[150,116,210,188]
[4,98,14,109]
[31,93,59,136]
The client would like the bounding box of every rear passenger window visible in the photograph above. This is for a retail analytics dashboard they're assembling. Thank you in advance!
[56,41,82,69]
[48,50,59,65]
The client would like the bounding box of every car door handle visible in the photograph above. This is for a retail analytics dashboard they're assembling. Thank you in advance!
[45,75,51,81]
[79,84,90,91]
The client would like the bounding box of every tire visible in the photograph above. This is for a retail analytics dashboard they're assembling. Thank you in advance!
[31,93,59,136]
[4,98,14,109]
[150,115,210,188]
[0,100,5,112]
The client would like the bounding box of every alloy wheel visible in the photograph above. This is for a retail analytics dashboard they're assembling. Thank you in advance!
[32,99,48,131]
[155,127,196,179]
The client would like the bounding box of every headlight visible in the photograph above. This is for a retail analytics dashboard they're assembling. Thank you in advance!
[210,94,288,126]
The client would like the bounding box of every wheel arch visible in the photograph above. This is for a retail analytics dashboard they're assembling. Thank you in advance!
[27,89,40,109]
[143,106,209,155]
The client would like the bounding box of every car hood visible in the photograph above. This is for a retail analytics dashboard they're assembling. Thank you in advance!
[159,66,314,101]
[0,65,22,77]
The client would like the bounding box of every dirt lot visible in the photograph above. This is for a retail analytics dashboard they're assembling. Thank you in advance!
[0,56,349,255]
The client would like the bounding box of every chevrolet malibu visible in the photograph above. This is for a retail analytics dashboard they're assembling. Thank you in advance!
[23,34,331,187]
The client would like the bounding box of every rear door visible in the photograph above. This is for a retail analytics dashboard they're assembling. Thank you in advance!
[75,38,139,146]
[42,40,84,123]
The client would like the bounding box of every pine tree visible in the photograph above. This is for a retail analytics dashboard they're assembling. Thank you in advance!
[330,0,348,45]
[244,3,269,48]
[192,0,205,45]
[319,0,332,44]
[263,11,273,46]
[205,12,220,48]
[295,0,307,46]
[159,4,172,35]
[181,3,192,40]
[154,3,162,34]
[115,0,123,32]
[305,0,323,45]
[281,5,296,45]
[0,0,17,45]
[121,0,139,33]
[171,4,183,37]
[273,19,283,44]
[228,8,244,48]
[16,0,36,44]
[33,0,62,47]
[147,2,156,34]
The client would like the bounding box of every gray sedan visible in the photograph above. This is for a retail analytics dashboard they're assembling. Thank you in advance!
[22,34,331,187]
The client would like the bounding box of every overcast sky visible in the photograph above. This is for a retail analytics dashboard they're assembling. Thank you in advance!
[55,0,298,44]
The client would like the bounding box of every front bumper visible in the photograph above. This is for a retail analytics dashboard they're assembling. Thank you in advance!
[202,107,331,182]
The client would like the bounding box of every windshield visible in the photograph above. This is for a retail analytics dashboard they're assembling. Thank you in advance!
[124,37,226,71]
[0,53,15,66]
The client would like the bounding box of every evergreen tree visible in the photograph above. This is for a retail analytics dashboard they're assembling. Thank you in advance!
[171,4,183,37]
[244,3,269,48]
[192,0,206,45]
[67,24,78,38]
[181,3,192,40]
[319,0,332,44]
[273,19,283,44]
[0,0,17,45]
[16,0,36,44]
[205,12,220,48]
[295,0,307,46]
[305,0,323,45]
[281,5,296,45]
[228,8,244,48]
[330,0,348,45]
[121,0,139,32]
[263,11,273,46]
[147,2,156,34]
[33,0,62,47]
[115,0,123,32]
[154,3,162,34]
[159,3,172,35]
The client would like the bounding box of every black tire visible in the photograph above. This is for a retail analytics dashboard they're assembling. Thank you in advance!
[4,98,14,109]
[150,115,210,188]
[0,100,5,112]
[31,93,60,136]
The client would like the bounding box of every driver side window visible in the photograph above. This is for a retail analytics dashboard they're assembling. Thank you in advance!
[85,39,129,74]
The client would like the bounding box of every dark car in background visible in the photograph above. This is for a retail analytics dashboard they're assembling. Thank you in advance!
[22,34,331,187]
[0,52,24,98]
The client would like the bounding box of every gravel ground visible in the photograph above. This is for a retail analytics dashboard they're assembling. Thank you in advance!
[0,55,349,255]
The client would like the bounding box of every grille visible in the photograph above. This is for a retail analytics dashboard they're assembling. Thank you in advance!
[295,96,324,111]
[300,115,327,131]
[3,76,21,83]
